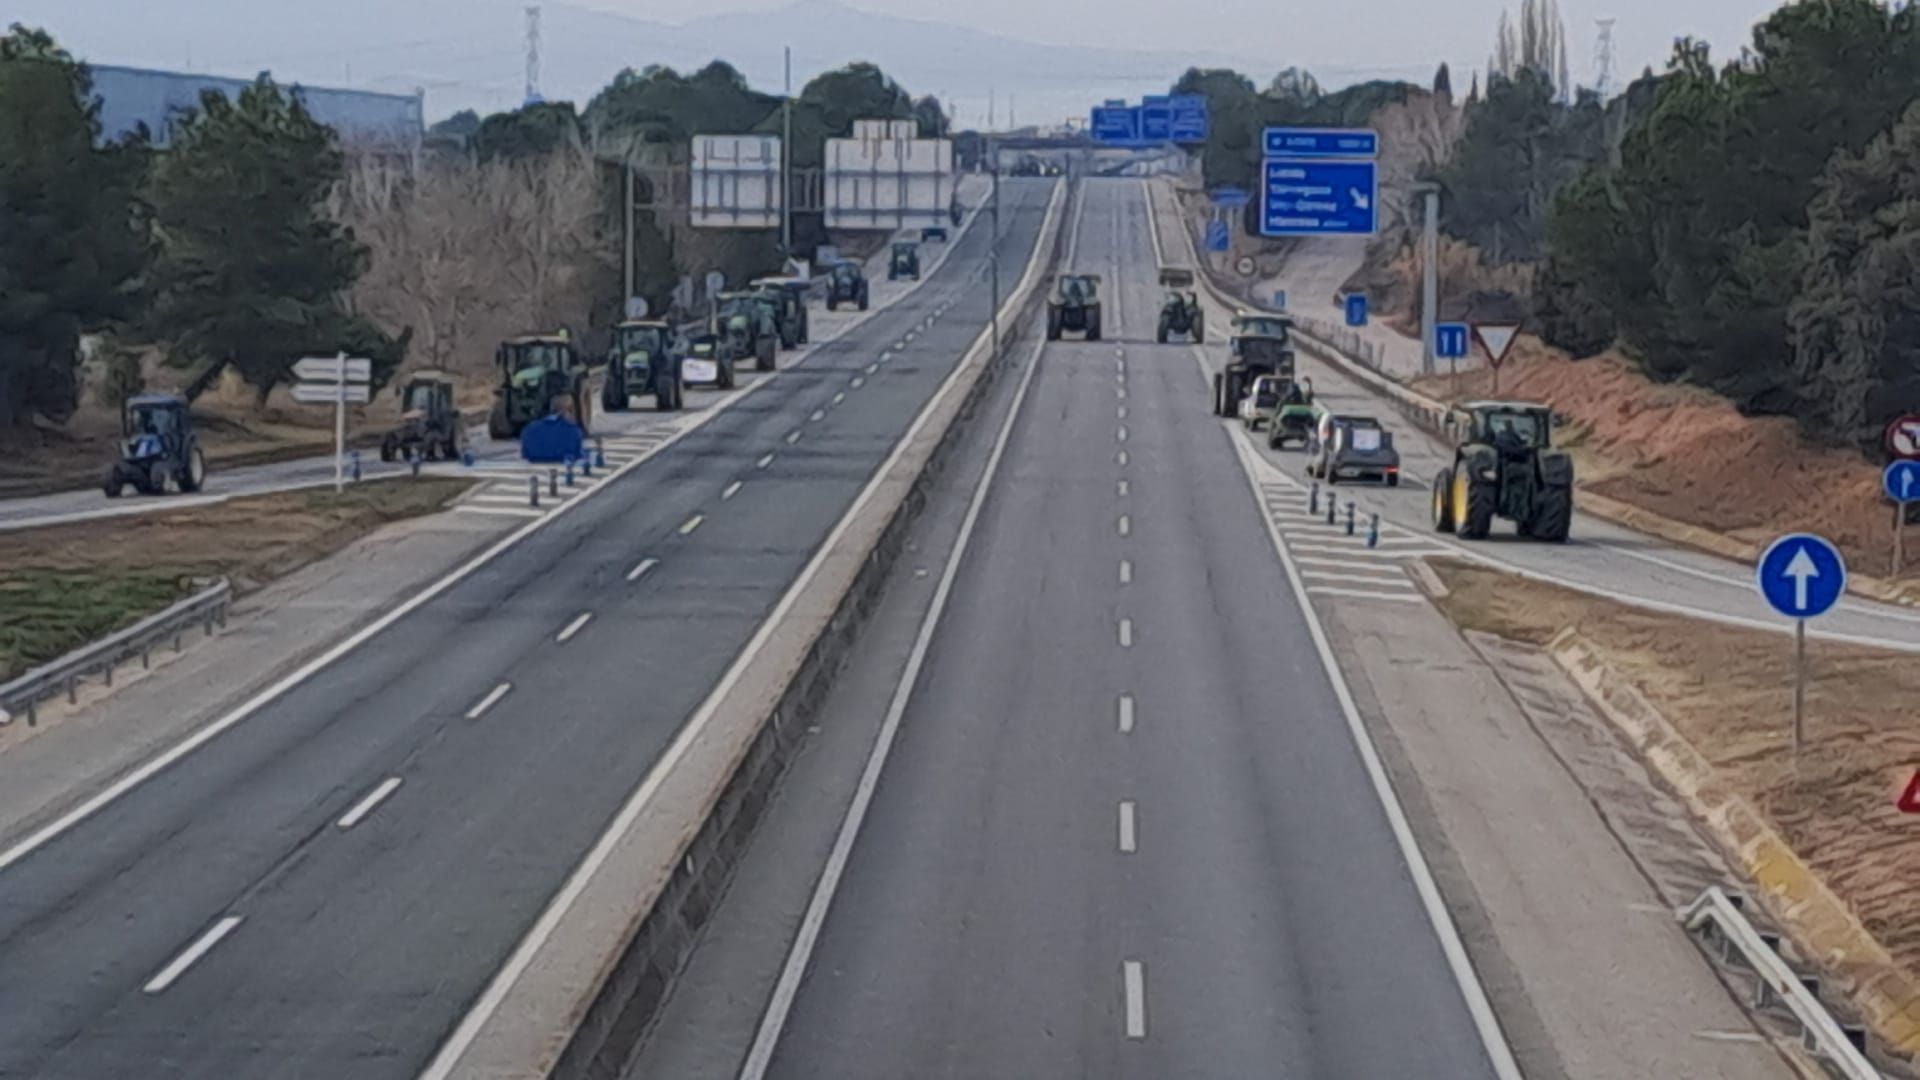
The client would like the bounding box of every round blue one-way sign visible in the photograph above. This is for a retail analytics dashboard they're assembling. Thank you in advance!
[1886,459,1920,503]
[1755,533,1848,619]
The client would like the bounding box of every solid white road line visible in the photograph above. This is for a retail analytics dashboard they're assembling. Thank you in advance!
[143,916,242,994]
[679,514,704,535]
[739,337,1063,1080]
[336,777,404,829]
[756,453,776,470]
[1118,618,1134,647]
[723,481,743,501]
[626,557,659,582]
[1123,960,1148,1039]
[1118,693,1135,733]
[1118,515,1131,537]
[1305,586,1424,603]
[556,612,594,643]
[1119,559,1133,585]
[466,682,512,720]
[1118,801,1137,853]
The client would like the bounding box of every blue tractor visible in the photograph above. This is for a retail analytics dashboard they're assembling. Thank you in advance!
[103,394,207,497]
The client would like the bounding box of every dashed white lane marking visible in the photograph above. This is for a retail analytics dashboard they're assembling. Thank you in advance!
[1117,386,1127,400]
[466,682,511,720]
[1119,618,1134,647]
[1118,427,1129,442]
[679,514,704,535]
[851,376,865,388]
[786,431,802,445]
[757,453,776,469]
[1117,450,1129,467]
[1118,480,1129,497]
[1119,559,1133,585]
[1118,406,1128,420]
[1123,960,1147,1039]
[1118,693,1135,732]
[1118,801,1138,853]
[866,362,879,374]
[832,391,846,406]
[556,612,594,643]
[626,558,659,582]
[1118,515,1132,537]
[723,480,744,501]
[144,916,243,994]
[1306,586,1424,603]
[810,409,825,422]
[336,776,404,829]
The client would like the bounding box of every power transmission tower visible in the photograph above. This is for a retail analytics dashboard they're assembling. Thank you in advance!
[1594,18,1617,99]
[524,5,543,106]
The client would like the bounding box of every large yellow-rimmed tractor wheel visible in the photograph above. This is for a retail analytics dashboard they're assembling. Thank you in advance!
[1431,467,1455,533]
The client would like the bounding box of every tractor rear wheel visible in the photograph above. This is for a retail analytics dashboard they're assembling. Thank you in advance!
[103,469,123,498]
[1157,318,1169,344]
[1047,308,1062,341]
[1431,468,1456,533]
[1456,472,1496,539]
[758,341,776,372]
[1530,486,1572,542]
[1193,312,1205,342]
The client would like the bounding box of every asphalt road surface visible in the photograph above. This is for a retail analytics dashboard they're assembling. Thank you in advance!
[688,178,1506,1079]
[0,178,1057,1080]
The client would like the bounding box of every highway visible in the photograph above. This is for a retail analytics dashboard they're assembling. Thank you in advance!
[631,178,1510,1079]
[1140,183,1920,653]
[0,177,1057,1080]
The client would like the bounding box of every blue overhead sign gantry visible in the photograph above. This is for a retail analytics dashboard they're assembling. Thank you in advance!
[1090,94,1209,147]
[1091,104,1138,143]
[1260,126,1379,238]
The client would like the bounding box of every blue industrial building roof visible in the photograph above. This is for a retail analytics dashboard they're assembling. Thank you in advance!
[89,64,423,150]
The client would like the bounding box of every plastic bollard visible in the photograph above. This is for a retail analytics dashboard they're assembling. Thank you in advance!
[595,437,607,470]
[410,450,421,477]
[582,453,592,478]
[530,475,540,507]
[549,469,558,497]
[1326,494,1336,525]
[1368,513,1380,549]
[462,447,476,468]
[351,450,363,483]
[1345,501,1355,536]
[565,460,575,487]
[1309,482,1319,515]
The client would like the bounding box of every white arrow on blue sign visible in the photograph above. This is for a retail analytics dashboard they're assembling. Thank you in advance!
[1755,533,1848,619]
[1886,459,1920,503]
[1260,159,1377,237]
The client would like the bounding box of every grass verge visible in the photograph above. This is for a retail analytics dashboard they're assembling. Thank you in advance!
[0,478,471,681]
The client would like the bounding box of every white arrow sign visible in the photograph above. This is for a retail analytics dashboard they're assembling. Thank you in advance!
[1474,324,1520,367]
[1785,545,1819,612]
[291,382,371,404]
[1349,187,1370,210]
[292,356,372,383]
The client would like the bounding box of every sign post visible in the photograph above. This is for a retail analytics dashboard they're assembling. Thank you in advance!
[292,353,373,494]
[1885,459,1920,575]
[1755,533,1848,759]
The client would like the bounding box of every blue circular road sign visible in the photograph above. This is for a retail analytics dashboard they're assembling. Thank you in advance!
[1755,533,1848,620]
[1885,459,1920,503]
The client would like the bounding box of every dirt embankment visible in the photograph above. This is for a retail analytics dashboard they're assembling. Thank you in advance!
[1412,338,1910,583]
[1433,557,1920,1056]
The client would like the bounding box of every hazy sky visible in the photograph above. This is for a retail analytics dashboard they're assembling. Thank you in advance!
[583,0,1781,92]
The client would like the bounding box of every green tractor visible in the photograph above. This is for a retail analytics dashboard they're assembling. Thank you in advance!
[1431,401,1573,542]
[601,320,685,412]
[889,241,921,281]
[1211,311,1296,417]
[749,277,812,349]
[1156,267,1203,344]
[488,331,591,440]
[1046,273,1102,341]
[103,394,207,497]
[715,292,780,372]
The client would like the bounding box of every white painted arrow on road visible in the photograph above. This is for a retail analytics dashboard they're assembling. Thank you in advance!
[1785,546,1819,612]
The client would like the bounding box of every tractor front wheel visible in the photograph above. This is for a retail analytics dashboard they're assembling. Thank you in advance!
[1086,310,1102,341]
[103,469,124,499]
[1047,308,1063,341]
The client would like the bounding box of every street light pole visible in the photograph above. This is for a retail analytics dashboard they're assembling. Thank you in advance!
[1413,182,1441,377]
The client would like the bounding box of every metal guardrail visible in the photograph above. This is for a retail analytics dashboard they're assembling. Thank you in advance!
[0,577,232,727]
[1682,886,1880,1078]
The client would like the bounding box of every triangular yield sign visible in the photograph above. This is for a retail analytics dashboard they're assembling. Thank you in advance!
[1899,770,1920,814]
[1474,324,1521,366]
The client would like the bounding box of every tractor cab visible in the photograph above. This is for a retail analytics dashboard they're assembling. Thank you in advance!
[1432,401,1573,542]
[1231,312,1294,341]
[490,332,589,439]
[105,394,206,497]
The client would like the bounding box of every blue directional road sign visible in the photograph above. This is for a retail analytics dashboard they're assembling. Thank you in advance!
[1261,159,1378,237]
[1887,459,1920,503]
[1345,293,1368,327]
[1092,105,1139,144]
[1208,186,1251,209]
[1206,220,1230,252]
[1170,94,1210,143]
[1756,533,1848,620]
[1435,323,1470,359]
[1263,127,1379,158]
[1140,95,1173,142]
[1273,290,1288,310]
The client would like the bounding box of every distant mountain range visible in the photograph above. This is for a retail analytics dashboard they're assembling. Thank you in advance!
[18,0,1429,126]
